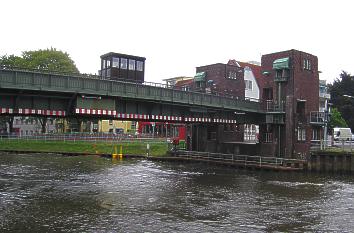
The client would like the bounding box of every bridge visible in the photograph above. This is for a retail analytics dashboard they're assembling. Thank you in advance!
[0,49,322,158]
[0,67,272,122]
[0,66,279,154]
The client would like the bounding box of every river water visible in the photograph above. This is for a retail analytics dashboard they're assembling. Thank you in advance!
[0,153,353,232]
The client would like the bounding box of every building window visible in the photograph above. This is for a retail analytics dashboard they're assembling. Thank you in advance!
[303,59,311,70]
[297,127,306,141]
[102,60,106,69]
[129,60,136,70]
[106,59,111,68]
[245,80,253,90]
[120,58,128,69]
[182,86,190,91]
[303,59,306,69]
[312,128,320,140]
[137,61,144,71]
[106,68,111,78]
[228,71,237,79]
[112,57,119,68]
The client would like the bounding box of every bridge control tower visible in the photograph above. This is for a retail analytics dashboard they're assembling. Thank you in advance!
[99,52,146,83]
[259,49,321,158]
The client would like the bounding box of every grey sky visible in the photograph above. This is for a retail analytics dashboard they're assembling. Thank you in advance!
[1,0,353,83]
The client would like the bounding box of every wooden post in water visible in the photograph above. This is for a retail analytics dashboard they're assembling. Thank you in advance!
[316,155,321,172]
[333,156,338,173]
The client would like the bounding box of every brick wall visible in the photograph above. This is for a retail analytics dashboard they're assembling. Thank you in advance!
[196,63,245,99]
[261,49,319,158]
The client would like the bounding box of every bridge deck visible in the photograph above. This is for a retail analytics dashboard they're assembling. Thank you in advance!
[0,67,264,113]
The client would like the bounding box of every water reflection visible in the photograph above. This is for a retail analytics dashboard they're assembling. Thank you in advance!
[0,152,353,232]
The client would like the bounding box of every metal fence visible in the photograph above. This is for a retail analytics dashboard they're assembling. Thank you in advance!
[0,133,171,144]
[311,138,354,152]
[175,150,305,168]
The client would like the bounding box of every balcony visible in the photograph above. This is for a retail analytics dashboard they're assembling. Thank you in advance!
[264,100,285,113]
[266,114,284,124]
[274,75,289,82]
[273,58,290,82]
[309,111,326,125]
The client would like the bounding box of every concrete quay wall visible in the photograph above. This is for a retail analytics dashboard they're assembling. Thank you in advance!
[308,152,354,174]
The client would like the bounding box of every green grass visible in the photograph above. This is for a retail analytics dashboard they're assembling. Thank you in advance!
[0,139,169,156]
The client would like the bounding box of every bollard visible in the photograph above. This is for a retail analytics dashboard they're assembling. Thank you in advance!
[146,143,150,157]
[119,145,123,159]
[112,145,122,159]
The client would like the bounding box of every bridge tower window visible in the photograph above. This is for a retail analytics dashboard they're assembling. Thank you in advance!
[120,58,128,69]
[137,61,144,71]
[129,59,136,70]
[112,57,119,68]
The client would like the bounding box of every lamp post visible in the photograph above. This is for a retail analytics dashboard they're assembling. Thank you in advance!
[341,94,353,149]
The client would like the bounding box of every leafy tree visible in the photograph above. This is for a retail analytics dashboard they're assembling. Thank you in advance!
[0,48,79,73]
[0,54,25,67]
[0,48,80,134]
[328,71,354,131]
[329,107,348,129]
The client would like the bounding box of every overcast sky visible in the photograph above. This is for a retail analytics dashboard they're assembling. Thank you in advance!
[1,0,353,83]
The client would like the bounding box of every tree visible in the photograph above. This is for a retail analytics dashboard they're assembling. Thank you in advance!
[328,71,354,131]
[0,48,79,73]
[0,48,80,134]
[329,107,348,129]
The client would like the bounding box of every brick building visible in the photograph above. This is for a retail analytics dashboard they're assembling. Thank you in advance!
[259,49,321,158]
[188,49,322,158]
[195,61,245,98]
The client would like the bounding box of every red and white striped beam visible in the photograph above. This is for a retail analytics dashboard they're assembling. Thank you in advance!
[16,108,66,116]
[0,108,13,114]
[75,108,237,124]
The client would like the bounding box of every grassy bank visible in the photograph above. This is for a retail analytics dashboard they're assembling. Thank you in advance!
[0,139,169,156]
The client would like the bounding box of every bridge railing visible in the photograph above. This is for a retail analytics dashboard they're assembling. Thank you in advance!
[0,66,263,113]
[0,132,169,143]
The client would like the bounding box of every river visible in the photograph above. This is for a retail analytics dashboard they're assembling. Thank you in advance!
[1,152,353,232]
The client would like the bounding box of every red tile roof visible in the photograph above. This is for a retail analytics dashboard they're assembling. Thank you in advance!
[175,78,193,87]
[236,61,272,90]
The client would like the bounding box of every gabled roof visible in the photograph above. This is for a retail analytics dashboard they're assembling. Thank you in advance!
[236,61,265,88]
[227,59,241,67]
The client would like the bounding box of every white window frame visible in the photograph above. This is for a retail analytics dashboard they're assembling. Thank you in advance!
[297,127,306,141]
[228,71,237,79]
[129,59,136,70]
[136,61,144,71]
[245,80,252,90]
[120,58,127,69]
[112,57,119,68]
